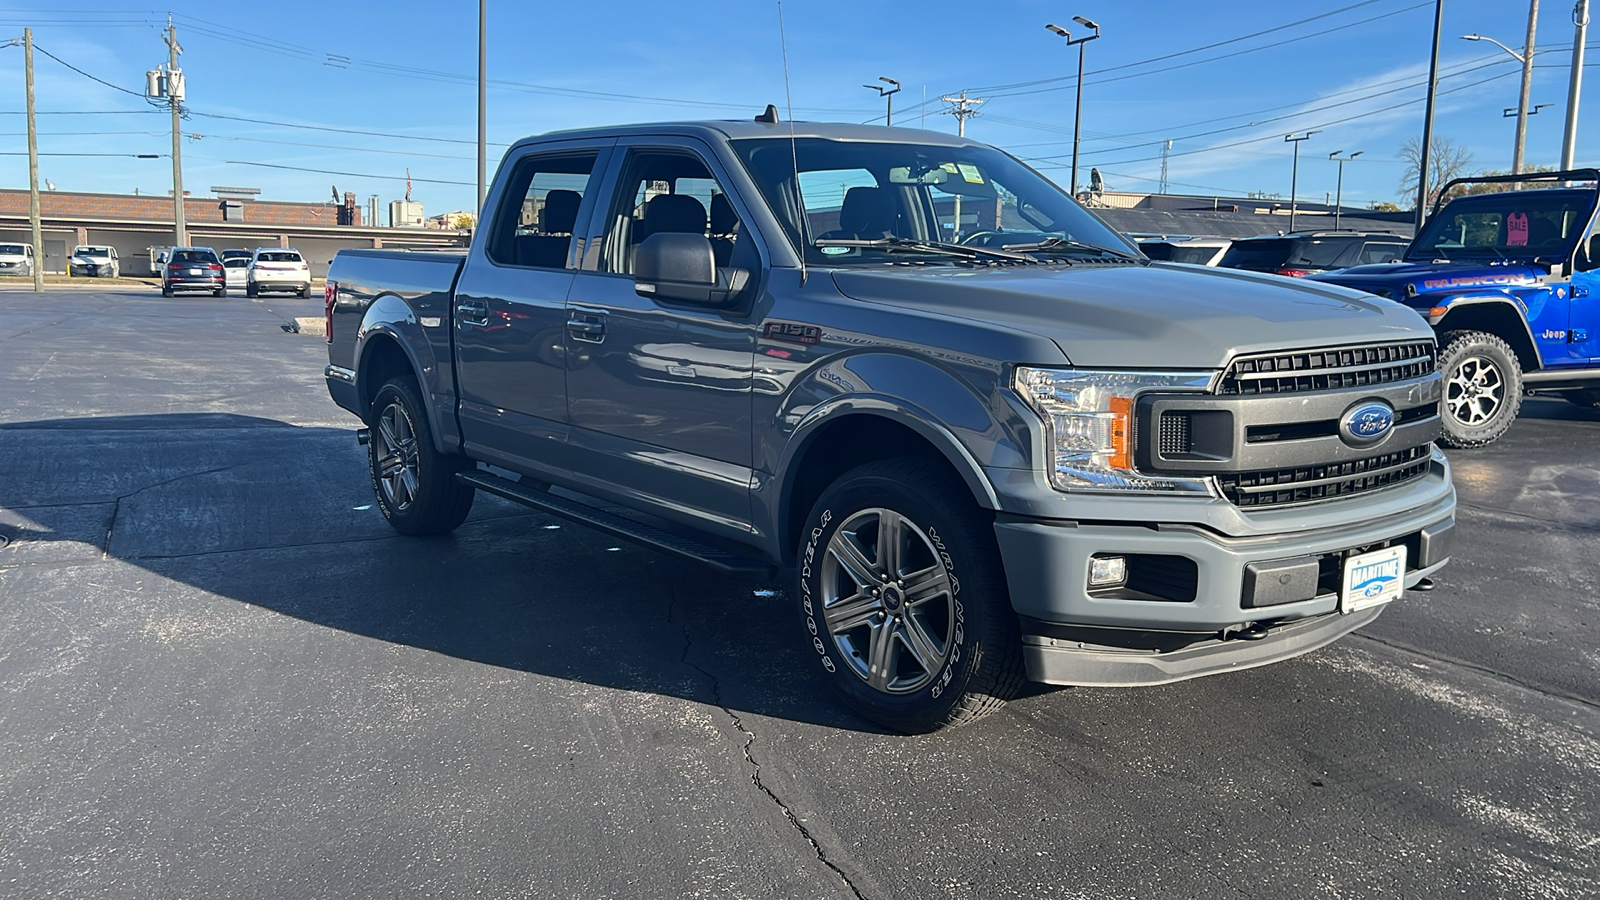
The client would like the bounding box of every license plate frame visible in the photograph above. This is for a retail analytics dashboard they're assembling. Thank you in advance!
[1340,545,1407,614]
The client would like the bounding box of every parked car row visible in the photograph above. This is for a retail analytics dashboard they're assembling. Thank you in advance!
[1134,231,1408,275]
[160,246,312,297]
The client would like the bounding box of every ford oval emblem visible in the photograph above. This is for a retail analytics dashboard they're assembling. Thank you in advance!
[1340,401,1396,445]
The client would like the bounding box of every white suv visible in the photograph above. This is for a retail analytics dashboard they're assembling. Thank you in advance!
[247,248,312,298]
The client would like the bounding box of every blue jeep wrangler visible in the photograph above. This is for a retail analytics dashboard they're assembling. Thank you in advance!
[1309,170,1600,447]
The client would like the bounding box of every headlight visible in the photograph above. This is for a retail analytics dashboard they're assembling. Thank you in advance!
[1015,367,1216,494]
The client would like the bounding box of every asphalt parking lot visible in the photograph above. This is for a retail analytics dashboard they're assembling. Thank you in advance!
[1,288,1597,899]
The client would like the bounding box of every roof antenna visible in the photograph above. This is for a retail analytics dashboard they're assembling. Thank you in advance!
[777,1,808,285]
[755,104,779,124]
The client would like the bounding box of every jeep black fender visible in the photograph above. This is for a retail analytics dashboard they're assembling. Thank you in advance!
[1429,296,1542,372]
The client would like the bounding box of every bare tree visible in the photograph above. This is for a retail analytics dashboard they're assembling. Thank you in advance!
[1398,135,1474,209]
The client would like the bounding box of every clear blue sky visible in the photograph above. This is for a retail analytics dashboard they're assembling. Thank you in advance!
[0,0,1587,215]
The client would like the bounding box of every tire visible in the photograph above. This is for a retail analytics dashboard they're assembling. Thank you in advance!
[1437,329,1524,448]
[1561,389,1600,409]
[213,286,225,297]
[367,377,475,535]
[161,286,172,297]
[299,285,312,299]
[246,284,258,298]
[796,458,1023,733]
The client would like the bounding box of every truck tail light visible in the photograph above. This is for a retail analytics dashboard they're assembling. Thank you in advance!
[324,281,336,344]
[1275,267,1312,278]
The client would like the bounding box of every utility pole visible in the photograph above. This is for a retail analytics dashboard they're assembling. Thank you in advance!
[1515,0,1541,175]
[1563,0,1590,171]
[1330,150,1364,230]
[477,0,487,217]
[863,76,900,126]
[941,91,982,238]
[1285,132,1317,232]
[1417,0,1444,228]
[24,28,43,291]
[164,18,186,248]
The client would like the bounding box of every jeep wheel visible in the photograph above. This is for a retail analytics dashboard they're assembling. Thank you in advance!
[1437,329,1523,448]
[797,458,1022,733]
[368,377,475,535]
[1561,389,1600,409]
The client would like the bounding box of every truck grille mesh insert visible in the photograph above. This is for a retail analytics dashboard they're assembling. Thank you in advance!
[1159,412,1192,455]
[1221,340,1435,395]
[1218,444,1433,508]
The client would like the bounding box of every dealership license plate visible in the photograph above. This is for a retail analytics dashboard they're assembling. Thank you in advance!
[1340,545,1407,614]
[188,268,203,275]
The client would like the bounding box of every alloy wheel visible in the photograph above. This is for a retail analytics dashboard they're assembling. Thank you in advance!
[1446,355,1504,426]
[373,401,421,510]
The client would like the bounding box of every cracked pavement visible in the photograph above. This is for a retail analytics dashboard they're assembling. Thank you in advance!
[1,289,1597,899]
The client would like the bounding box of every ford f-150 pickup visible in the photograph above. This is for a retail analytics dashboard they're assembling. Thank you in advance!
[324,116,1456,732]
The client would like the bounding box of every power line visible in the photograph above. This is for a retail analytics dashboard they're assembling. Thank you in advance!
[194,157,474,186]
[187,110,509,147]
[29,42,147,98]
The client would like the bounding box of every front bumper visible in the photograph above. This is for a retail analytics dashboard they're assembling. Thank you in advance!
[71,264,112,276]
[993,462,1455,686]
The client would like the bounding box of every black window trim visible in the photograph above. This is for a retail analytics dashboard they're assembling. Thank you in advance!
[483,140,614,273]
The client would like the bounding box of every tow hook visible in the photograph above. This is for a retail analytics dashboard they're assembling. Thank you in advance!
[1222,621,1272,642]
[356,427,370,446]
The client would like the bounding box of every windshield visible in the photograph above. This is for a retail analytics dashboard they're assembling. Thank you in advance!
[256,251,303,263]
[73,247,110,258]
[730,137,1138,266]
[0,244,26,255]
[224,258,249,268]
[1409,189,1596,261]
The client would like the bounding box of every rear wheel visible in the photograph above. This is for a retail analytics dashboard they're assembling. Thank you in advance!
[299,285,312,299]
[161,285,172,297]
[367,377,476,535]
[212,286,225,297]
[246,283,258,298]
[1437,329,1523,448]
[797,458,1023,733]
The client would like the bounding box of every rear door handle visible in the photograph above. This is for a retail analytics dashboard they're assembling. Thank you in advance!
[456,299,489,326]
[567,310,606,343]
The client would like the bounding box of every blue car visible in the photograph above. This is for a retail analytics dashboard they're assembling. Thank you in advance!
[1308,169,1600,447]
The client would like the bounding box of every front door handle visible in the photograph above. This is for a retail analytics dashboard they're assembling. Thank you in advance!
[456,299,490,327]
[567,311,606,343]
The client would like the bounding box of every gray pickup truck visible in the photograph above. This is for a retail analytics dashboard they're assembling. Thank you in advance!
[324,118,1456,732]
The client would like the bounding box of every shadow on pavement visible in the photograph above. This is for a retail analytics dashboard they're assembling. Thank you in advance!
[0,412,879,733]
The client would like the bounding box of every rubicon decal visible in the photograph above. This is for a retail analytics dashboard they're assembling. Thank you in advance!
[1419,273,1533,291]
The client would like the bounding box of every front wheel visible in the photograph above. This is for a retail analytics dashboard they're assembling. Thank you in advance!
[1437,329,1524,448]
[797,458,1023,733]
[367,377,476,535]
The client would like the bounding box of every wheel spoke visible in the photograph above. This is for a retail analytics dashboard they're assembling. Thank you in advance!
[875,512,903,577]
[902,564,951,606]
[377,417,400,453]
[829,531,880,587]
[865,618,896,692]
[826,591,884,633]
[899,615,944,675]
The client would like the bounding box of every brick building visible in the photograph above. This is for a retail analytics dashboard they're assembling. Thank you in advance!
[0,188,468,277]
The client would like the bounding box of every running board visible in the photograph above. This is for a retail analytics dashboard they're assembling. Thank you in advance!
[456,470,776,577]
[1522,369,1600,389]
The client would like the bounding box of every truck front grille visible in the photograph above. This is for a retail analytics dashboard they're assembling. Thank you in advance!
[1220,340,1435,396]
[1217,444,1433,508]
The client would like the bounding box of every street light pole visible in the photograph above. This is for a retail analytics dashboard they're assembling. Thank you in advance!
[1285,132,1317,232]
[1563,0,1590,171]
[1330,151,1363,231]
[862,76,901,126]
[1046,17,1101,197]
[1462,4,1541,176]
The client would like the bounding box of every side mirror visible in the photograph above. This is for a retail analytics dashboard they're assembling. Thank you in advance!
[634,232,748,307]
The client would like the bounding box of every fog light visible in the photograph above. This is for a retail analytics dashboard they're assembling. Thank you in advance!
[1089,555,1128,588]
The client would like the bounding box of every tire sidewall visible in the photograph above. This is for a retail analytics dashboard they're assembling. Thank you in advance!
[797,468,996,731]
[1438,330,1523,447]
[365,379,469,533]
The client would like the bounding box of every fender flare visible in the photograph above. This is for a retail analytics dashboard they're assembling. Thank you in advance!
[1429,295,1543,371]
[354,294,453,452]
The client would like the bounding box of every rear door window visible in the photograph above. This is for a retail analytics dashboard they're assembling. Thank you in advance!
[487,152,599,270]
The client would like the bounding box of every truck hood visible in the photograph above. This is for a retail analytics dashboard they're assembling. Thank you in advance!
[829,262,1432,370]
[1306,259,1544,305]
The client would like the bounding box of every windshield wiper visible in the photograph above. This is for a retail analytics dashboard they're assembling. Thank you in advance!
[813,237,1037,262]
[999,236,1141,261]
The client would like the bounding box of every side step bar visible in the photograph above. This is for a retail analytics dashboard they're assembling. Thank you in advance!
[456,470,776,578]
